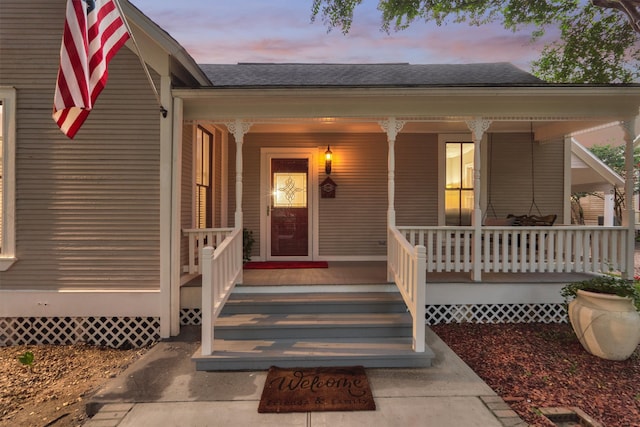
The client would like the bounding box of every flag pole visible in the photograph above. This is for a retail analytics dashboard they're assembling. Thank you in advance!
[113,0,168,118]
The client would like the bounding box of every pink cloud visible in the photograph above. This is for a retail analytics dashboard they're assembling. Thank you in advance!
[130,0,558,71]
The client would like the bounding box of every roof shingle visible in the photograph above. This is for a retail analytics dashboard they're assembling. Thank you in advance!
[198,62,545,87]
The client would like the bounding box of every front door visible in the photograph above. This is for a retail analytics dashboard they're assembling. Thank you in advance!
[260,147,319,261]
[270,158,309,257]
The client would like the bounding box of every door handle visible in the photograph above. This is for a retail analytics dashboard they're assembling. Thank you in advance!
[267,205,270,216]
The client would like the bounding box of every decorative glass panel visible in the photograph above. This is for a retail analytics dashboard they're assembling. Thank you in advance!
[273,173,307,208]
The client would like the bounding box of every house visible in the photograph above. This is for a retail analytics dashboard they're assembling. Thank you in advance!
[1,1,639,368]
[571,124,640,228]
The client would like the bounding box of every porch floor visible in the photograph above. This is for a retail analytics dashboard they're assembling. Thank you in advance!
[183,261,596,287]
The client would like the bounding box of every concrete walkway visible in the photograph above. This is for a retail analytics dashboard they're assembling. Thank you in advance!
[84,327,527,427]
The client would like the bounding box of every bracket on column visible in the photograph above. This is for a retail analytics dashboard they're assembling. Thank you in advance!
[465,118,492,142]
[225,119,253,142]
[379,117,406,141]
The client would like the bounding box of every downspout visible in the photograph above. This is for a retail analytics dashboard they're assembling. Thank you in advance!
[622,118,637,280]
[466,118,491,282]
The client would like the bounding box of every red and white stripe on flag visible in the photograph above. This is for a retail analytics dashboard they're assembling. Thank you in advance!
[52,0,130,139]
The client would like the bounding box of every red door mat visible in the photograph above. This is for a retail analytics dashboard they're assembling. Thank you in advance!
[244,261,329,269]
[258,366,376,413]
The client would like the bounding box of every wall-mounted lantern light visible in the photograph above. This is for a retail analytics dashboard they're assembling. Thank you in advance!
[325,145,333,175]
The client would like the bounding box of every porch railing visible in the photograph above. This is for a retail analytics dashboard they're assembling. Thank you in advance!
[398,226,474,272]
[182,228,235,274]
[397,226,628,274]
[388,226,426,352]
[200,227,243,355]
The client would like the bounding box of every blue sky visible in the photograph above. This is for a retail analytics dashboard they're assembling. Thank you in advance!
[129,0,554,73]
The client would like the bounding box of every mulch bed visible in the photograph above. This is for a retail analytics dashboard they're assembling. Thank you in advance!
[431,323,640,427]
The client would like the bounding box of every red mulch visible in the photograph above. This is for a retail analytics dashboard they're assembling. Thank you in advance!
[431,323,640,427]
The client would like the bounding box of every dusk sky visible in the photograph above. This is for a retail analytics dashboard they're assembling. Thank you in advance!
[128,0,555,74]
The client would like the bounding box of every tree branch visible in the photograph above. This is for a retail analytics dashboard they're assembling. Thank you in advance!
[592,0,640,33]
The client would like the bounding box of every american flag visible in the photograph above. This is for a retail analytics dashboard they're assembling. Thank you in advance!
[53,0,130,139]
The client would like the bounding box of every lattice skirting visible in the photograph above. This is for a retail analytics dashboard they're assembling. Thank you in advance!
[179,304,567,327]
[180,308,202,325]
[0,316,160,348]
[426,303,568,324]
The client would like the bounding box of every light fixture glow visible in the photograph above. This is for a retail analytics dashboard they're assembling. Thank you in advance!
[325,145,332,175]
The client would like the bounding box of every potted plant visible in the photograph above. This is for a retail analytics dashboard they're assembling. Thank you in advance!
[561,276,640,361]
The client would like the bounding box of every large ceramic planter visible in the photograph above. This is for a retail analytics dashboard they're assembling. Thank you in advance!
[568,289,640,361]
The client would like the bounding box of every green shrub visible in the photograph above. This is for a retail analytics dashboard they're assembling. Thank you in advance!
[561,276,640,311]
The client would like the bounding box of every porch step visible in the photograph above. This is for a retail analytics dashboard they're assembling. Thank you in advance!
[222,291,409,314]
[192,291,434,371]
[214,312,413,339]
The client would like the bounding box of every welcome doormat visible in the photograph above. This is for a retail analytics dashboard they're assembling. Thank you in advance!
[244,261,329,270]
[258,366,376,413]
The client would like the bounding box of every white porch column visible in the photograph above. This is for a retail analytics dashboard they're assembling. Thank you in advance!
[379,118,405,283]
[379,117,406,227]
[159,74,173,338]
[225,119,252,227]
[169,97,183,336]
[465,118,492,282]
[621,118,637,280]
[603,188,615,227]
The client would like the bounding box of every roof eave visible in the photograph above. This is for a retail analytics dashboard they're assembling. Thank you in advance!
[121,1,211,86]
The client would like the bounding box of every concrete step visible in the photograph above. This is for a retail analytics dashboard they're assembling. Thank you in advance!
[192,337,434,370]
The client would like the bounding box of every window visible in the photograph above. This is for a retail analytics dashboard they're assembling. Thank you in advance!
[0,87,16,270]
[195,126,212,228]
[445,141,474,226]
[273,172,307,208]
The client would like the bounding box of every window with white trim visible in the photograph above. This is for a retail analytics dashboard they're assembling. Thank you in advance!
[445,140,474,226]
[0,87,17,270]
[195,126,212,228]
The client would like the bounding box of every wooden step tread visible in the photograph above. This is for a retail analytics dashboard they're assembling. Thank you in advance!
[192,337,434,370]
[216,312,411,328]
[226,292,404,304]
[198,337,426,358]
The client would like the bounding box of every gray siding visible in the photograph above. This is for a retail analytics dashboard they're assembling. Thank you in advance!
[231,131,565,259]
[0,0,161,290]
[317,134,387,256]
[237,133,388,257]
[181,124,194,270]
[396,134,439,226]
[486,134,564,223]
[214,128,223,227]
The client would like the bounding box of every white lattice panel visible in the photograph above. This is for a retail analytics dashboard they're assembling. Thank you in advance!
[0,316,159,348]
[180,309,202,325]
[426,303,567,325]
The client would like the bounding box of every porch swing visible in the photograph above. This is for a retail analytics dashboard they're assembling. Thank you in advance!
[484,125,557,227]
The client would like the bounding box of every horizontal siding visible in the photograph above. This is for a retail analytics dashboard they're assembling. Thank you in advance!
[579,193,605,225]
[181,124,194,270]
[0,0,161,290]
[487,134,564,223]
[317,134,387,256]
[214,128,223,227]
[396,134,439,226]
[239,133,388,257]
